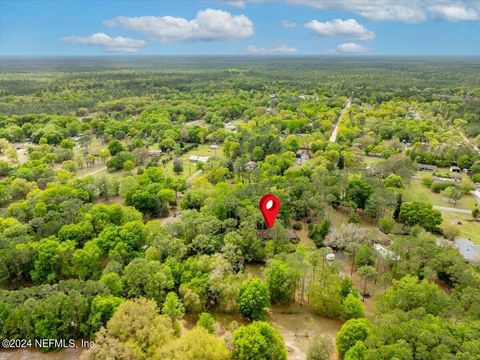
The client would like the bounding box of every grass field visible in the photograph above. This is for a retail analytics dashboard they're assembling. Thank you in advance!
[404,178,477,210]
[420,168,471,180]
[75,143,225,180]
[78,163,108,177]
[440,211,480,244]
[162,143,225,177]
[360,155,384,166]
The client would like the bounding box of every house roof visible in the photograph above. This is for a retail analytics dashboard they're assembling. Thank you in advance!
[188,155,209,163]
[418,163,437,170]
[147,149,162,155]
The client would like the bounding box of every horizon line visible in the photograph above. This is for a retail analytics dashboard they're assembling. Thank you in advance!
[2,54,480,58]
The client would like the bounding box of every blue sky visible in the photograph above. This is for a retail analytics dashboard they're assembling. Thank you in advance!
[1,0,479,56]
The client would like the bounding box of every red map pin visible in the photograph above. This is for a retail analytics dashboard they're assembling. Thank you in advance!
[259,194,281,228]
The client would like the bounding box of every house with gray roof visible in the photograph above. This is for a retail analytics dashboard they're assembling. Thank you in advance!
[418,163,437,171]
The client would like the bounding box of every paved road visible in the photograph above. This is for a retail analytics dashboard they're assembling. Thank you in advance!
[433,205,472,214]
[329,97,352,143]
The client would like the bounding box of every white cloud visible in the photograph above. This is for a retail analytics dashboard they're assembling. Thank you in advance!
[104,9,254,43]
[289,0,427,23]
[305,18,375,40]
[336,42,369,53]
[221,0,246,8]
[237,1,480,23]
[358,4,427,23]
[246,43,298,54]
[429,4,479,21]
[62,33,145,52]
[285,0,480,23]
[281,20,297,28]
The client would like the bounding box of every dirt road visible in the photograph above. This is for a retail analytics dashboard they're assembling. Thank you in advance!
[330,97,352,143]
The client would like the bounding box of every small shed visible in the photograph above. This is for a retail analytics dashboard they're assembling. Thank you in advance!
[418,164,437,171]
[246,161,257,171]
[147,149,162,156]
[450,166,461,173]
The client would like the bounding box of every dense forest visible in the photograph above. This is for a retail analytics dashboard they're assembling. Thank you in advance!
[0,57,480,360]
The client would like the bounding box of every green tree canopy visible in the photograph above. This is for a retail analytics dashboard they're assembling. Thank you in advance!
[238,278,270,320]
[233,321,287,360]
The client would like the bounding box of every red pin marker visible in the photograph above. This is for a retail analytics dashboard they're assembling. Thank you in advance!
[259,194,281,228]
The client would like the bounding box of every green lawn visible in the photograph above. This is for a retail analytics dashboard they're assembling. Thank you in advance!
[162,143,225,177]
[294,228,317,250]
[440,211,480,244]
[76,143,224,179]
[404,178,477,210]
[77,163,108,177]
[360,155,384,166]
[419,168,471,180]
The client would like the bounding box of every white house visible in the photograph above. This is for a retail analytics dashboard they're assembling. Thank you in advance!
[189,155,209,163]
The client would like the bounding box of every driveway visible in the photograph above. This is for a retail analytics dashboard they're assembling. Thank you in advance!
[432,205,472,214]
